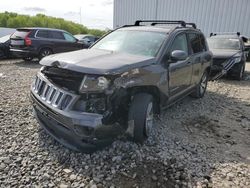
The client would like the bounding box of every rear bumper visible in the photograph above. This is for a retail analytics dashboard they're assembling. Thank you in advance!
[30,92,122,152]
[10,48,38,58]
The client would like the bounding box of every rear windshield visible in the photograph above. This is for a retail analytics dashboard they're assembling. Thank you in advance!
[207,38,240,50]
[11,30,30,39]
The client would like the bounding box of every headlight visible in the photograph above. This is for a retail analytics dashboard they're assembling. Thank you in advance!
[97,76,109,89]
[234,56,241,63]
[79,75,110,93]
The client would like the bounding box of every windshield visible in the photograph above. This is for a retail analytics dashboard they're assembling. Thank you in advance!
[92,30,166,57]
[207,38,240,50]
[0,35,11,43]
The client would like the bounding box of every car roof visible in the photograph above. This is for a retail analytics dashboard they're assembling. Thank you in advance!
[117,25,199,34]
[17,27,66,32]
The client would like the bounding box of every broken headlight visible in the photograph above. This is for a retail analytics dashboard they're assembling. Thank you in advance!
[79,75,110,93]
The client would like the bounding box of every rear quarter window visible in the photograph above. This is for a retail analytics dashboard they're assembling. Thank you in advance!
[200,34,207,51]
[188,33,202,54]
[36,30,49,38]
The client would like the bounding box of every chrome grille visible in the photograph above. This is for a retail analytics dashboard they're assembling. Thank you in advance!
[32,73,77,110]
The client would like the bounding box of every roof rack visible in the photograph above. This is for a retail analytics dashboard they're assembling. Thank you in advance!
[134,20,197,28]
[210,32,240,37]
[186,23,197,29]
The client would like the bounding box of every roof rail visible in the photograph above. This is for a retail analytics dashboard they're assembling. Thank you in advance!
[210,32,240,37]
[186,23,197,29]
[134,20,187,27]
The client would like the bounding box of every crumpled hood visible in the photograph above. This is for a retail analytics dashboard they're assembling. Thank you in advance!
[210,49,241,59]
[40,49,155,75]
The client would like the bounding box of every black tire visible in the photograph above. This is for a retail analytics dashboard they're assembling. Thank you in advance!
[22,57,33,61]
[234,63,245,81]
[39,48,52,60]
[128,93,154,143]
[191,71,208,98]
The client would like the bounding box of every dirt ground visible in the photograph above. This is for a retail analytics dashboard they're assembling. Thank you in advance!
[0,59,249,188]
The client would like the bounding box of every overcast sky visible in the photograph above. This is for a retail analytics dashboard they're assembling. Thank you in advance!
[0,0,113,30]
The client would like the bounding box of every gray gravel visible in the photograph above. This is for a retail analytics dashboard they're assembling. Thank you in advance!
[0,59,250,188]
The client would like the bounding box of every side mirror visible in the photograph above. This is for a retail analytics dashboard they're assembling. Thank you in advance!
[171,50,188,61]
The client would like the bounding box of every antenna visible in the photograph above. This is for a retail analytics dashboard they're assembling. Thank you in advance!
[79,7,82,24]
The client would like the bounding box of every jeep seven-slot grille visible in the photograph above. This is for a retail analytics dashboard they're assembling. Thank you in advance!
[41,67,84,92]
[33,75,73,110]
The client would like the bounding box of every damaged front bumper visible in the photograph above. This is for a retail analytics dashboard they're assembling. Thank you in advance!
[30,73,123,152]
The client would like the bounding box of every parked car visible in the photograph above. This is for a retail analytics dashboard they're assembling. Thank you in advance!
[207,32,247,80]
[74,34,99,48]
[242,36,250,61]
[30,20,212,152]
[0,34,11,59]
[10,28,84,61]
[0,27,16,38]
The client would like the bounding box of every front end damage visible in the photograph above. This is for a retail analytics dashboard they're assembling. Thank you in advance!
[30,66,130,152]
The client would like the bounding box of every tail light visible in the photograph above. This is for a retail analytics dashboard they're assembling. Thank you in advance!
[24,32,32,46]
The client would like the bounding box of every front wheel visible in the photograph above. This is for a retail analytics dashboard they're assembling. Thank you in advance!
[191,71,208,98]
[128,93,155,143]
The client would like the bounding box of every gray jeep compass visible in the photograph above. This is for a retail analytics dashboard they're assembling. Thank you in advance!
[30,20,212,152]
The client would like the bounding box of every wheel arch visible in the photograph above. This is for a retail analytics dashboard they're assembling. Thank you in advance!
[127,85,161,114]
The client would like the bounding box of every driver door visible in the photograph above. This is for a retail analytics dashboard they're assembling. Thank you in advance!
[168,33,193,98]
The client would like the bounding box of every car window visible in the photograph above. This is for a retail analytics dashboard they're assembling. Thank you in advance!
[36,30,49,38]
[92,30,166,57]
[63,33,77,42]
[170,33,189,54]
[188,33,202,54]
[200,34,207,51]
[87,36,96,42]
[49,31,64,40]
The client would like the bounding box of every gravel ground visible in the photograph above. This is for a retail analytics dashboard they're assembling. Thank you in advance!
[0,59,249,188]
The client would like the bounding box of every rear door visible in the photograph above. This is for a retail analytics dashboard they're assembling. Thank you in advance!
[168,33,193,97]
[10,29,31,49]
[49,31,81,53]
[48,31,66,53]
[187,32,207,85]
[62,32,82,51]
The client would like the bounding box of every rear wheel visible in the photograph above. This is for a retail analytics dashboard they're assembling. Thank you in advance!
[39,48,52,60]
[128,93,155,143]
[22,57,33,61]
[191,71,208,98]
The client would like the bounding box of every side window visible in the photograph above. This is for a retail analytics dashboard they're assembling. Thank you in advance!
[49,31,64,40]
[36,30,49,38]
[63,33,77,42]
[200,34,207,52]
[188,33,202,54]
[170,33,189,54]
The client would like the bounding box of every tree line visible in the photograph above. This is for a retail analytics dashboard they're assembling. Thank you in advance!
[0,12,106,36]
